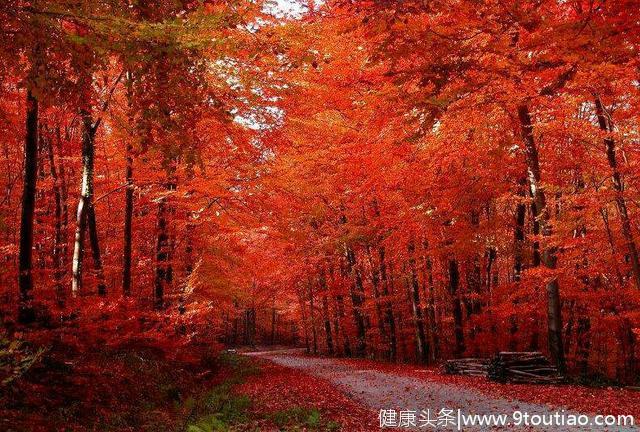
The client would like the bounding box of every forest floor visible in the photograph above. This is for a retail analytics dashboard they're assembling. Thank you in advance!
[0,339,376,431]
[4,339,640,431]
[246,348,640,431]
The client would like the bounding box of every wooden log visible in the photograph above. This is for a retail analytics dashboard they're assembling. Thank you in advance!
[488,351,564,384]
[443,358,490,376]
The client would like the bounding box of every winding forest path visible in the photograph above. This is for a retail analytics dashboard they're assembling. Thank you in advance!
[244,349,638,431]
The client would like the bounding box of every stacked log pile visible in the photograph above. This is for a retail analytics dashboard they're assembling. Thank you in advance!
[443,352,564,384]
[443,358,489,376]
[487,352,564,384]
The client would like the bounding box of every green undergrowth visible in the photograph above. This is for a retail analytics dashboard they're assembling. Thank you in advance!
[185,353,341,431]
[2,343,342,431]
[269,407,341,431]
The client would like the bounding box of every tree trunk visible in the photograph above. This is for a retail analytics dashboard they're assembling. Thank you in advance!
[154,197,169,309]
[319,267,334,355]
[345,245,367,357]
[594,97,640,289]
[575,314,591,376]
[449,258,465,357]
[46,131,66,306]
[600,207,624,285]
[178,220,194,314]
[87,203,106,296]
[72,111,106,296]
[408,241,428,363]
[308,278,318,354]
[18,88,39,324]
[379,246,397,361]
[298,289,310,353]
[335,293,351,356]
[514,177,527,281]
[425,255,439,361]
[154,163,176,309]
[518,103,566,372]
[122,75,135,296]
[366,244,387,356]
[271,306,277,345]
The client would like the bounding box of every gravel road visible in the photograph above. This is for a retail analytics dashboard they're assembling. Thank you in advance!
[244,349,637,431]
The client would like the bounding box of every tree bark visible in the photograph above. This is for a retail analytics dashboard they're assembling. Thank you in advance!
[122,73,135,297]
[298,289,310,353]
[45,130,66,306]
[408,241,428,363]
[154,197,169,309]
[594,97,640,289]
[345,245,367,357]
[270,306,277,345]
[18,87,39,324]
[379,246,397,361]
[308,278,318,354]
[366,244,387,355]
[72,110,106,296]
[448,258,465,357]
[154,164,176,309]
[600,207,624,285]
[87,204,106,296]
[514,177,527,281]
[424,255,439,361]
[319,267,334,355]
[518,103,566,372]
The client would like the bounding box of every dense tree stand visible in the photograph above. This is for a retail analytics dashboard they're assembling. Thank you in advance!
[2,1,640,430]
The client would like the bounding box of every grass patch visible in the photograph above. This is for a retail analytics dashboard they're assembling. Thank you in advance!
[184,353,257,431]
[185,354,341,431]
[269,406,340,431]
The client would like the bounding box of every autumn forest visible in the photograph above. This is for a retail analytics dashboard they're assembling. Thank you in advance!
[2,0,640,430]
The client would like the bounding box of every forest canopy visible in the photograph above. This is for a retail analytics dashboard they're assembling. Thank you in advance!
[2,2,640,427]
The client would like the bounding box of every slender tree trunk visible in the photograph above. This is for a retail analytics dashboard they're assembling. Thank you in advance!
[335,294,351,356]
[425,256,439,361]
[366,244,387,355]
[122,72,135,296]
[298,289,310,353]
[122,154,133,298]
[308,278,318,354]
[87,204,106,295]
[122,136,134,294]
[408,241,428,363]
[576,314,591,376]
[618,318,636,384]
[271,306,277,345]
[55,127,69,258]
[449,258,465,357]
[485,248,496,294]
[319,267,334,355]
[514,177,527,281]
[331,295,342,354]
[154,164,176,309]
[247,307,256,347]
[72,110,106,296]
[35,128,47,271]
[71,189,87,296]
[46,132,66,306]
[154,197,169,309]
[18,88,39,324]
[379,246,397,361]
[594,97,640,289]
[178,220,194,314]
[345,245,367,357]
[518,103,566,372]
[600,207,624,285]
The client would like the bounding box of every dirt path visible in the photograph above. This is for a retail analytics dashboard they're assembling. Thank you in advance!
[244,349,638,431]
